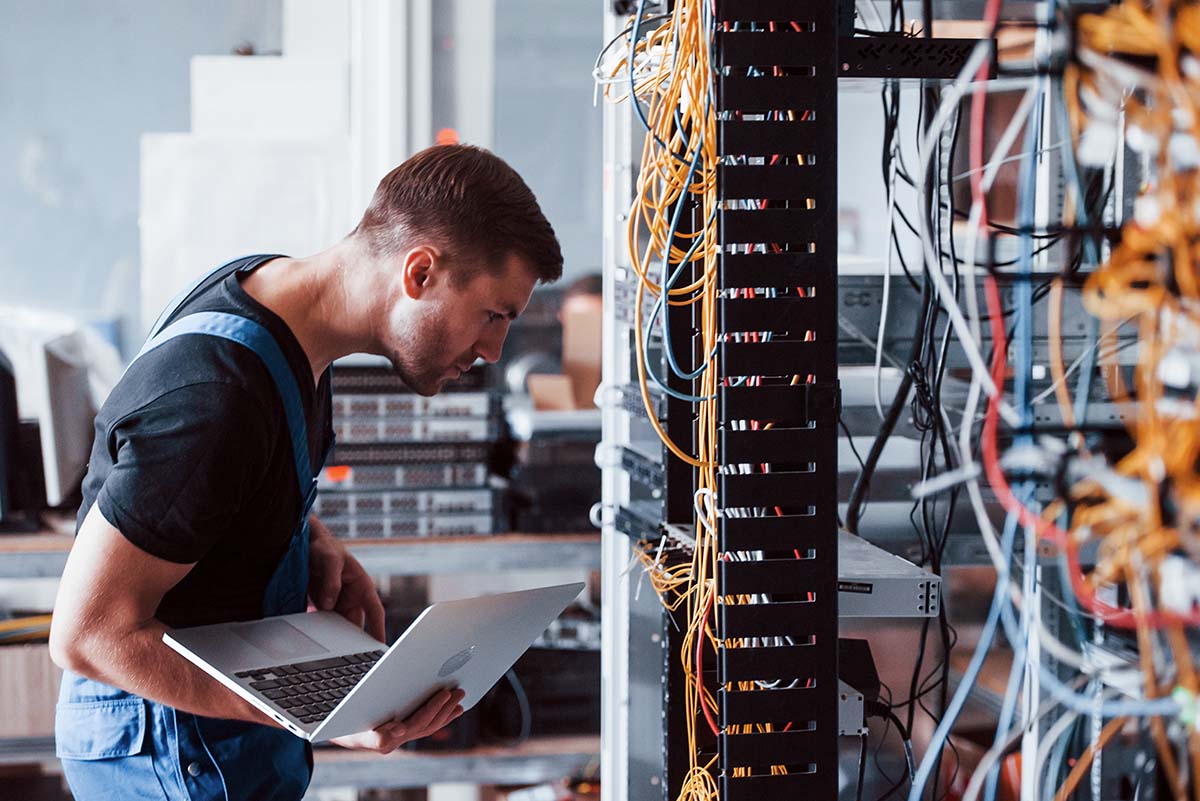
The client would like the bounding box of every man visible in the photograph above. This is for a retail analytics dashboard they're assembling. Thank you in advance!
[48,144,563,800]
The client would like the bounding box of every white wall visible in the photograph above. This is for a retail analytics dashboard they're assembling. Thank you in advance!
[432,0,604,283]
[493,0,603,282]
[0,1,282,355]
[1,0,604,360]
[837,85,926,276]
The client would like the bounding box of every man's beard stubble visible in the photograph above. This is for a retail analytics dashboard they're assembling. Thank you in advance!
[386,347,444,396]
[383,301,458,396]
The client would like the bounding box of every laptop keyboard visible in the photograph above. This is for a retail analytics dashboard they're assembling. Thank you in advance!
[235,649,385,725]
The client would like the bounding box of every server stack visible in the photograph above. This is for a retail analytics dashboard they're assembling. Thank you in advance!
[315,362,504,538]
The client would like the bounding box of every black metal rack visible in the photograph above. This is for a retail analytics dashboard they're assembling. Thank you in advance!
[711,2,840,798]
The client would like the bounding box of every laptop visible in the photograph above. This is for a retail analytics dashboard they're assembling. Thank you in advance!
[163,582,584,742]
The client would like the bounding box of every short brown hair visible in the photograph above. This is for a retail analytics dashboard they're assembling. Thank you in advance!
[353,145,563,284]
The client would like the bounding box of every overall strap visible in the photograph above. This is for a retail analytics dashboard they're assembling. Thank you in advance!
[146,254,283,341]
[135,312,317,508]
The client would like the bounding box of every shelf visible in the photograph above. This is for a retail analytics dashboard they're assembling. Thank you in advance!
[0,736,55,766]
[311,735,599,790]
[349,534,600,575]
[0,533,600,579]
[0,734,600,789]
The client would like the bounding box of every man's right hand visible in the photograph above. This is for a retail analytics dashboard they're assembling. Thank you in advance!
[330,688,466,754]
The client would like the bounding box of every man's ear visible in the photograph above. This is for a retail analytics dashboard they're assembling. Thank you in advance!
[401,246,439,299]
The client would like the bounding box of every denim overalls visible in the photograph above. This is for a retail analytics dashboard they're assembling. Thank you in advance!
[56,257,329,800]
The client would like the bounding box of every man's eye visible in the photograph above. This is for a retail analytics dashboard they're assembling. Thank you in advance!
[487,311,504,323]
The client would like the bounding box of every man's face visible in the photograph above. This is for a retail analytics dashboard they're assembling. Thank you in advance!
[381,252,538,396]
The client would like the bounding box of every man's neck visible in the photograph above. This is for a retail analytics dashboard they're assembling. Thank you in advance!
[241,242,378,388]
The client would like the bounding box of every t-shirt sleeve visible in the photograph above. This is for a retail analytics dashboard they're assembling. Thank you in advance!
[96,382,275,564]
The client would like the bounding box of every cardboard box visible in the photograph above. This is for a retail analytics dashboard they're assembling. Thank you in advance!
[0,643,62,738]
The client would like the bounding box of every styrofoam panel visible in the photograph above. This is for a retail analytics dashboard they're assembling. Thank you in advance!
[190,56,348,136]
[139,134,352,333]
[283,0,350,61]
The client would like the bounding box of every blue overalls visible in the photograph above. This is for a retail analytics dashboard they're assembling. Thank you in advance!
[56,257,329,801]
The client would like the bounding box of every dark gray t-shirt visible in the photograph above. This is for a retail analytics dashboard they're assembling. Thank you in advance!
[77,255,333,627]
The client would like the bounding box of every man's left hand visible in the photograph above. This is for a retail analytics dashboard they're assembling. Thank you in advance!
[308,515,387,642]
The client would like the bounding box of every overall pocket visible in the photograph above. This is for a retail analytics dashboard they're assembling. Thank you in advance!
[55,697,147,760]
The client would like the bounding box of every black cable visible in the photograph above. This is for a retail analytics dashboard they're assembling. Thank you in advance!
[867,701,915,800]
[847,93,943,533]
[891,226,923,291]
[886,664,950,712]
[873,682,900,790]
[868,701,912,742]
[840,415,867,472]
[878,774,910,801]
[505,669,532,746]
[891,202,1068,271]
[857,733,870,801]
[900,78,956,801]
[843,280,929,534]
[931,112,963,801]
[905,615,933,727]
[846,65,942,535]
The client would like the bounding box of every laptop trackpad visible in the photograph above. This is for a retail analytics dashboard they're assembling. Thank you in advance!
[232,618,328,662]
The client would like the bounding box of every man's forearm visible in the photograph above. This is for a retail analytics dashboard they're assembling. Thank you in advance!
[67,619,276,727]
[52,506,282,727]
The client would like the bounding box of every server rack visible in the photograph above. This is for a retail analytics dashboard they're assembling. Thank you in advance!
[712,2,840,797]
[600,2,841,798]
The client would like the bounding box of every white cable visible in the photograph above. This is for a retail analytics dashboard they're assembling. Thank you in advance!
[875,141,900,421]
[963,201,985,344]
[1034,708,1084,794]
[913,49,1029,427]
[1036,616,1089,670]
[956,368,1008,576]
[925,81,1040,603]
[1029,334,1135,407]
[943,84,1038,585]
[962,85,1038,348]
[694,488,715,536]
[960,710,1057,801]
[1078,48,1167,93]
[952,140,1066,184]
[911,463,982,499]
[961,682,1109,801]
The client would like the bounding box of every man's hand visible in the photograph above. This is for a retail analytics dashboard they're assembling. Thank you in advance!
[330,688,466,754]
[308,515,387,641]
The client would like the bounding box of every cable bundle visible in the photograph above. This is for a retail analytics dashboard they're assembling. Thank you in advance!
[1054,2,1200,796]
[601,0,1200,798]
[600,2,724,798]
[900,2,1200,800]
[0,614,52,644]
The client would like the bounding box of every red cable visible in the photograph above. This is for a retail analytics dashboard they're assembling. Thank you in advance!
[978,276,1200,629]
[963,0,1196,629]
[697,590,720,735]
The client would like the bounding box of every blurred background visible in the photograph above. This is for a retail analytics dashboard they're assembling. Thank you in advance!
[0,4,979,800]
[1,0,602,358]
[0,3,606,800]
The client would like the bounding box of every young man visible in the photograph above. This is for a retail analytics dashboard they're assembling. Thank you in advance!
[48,145,563,800]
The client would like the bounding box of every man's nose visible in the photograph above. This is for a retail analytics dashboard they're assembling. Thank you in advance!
[474,332,505,364]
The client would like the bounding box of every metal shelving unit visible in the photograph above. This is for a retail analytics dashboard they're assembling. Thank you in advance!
[0,735,600,790]
[0,531,600,579]
[309,736,600,790]
[0,526,600,787]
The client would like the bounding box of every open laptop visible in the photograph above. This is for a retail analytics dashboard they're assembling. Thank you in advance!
[163,582,583,742]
